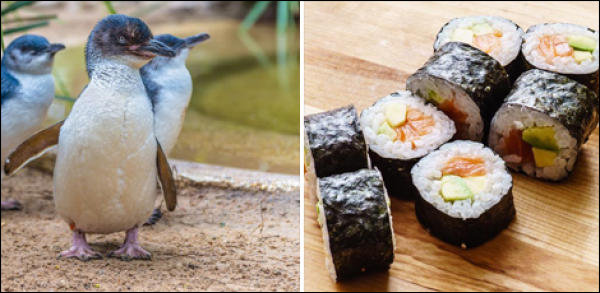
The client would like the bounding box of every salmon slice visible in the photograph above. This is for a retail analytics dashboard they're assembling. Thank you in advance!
[537,35,574,63]
[394,106,435,149]
[437,98,468,135]
[502,128,534,164]
[473,33,501,54]
[442,156,487,177]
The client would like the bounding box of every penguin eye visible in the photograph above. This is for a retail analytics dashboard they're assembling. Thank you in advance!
[118,36,127,44]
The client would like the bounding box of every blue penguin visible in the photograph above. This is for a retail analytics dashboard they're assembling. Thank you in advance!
[140,32,209,225]
[6,14,178,261]
[1,35,64,211]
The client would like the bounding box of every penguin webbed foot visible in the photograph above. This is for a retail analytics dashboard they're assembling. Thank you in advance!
[108,227,151,261]
[58,230,102,261]
[1,199,23,211]
[144,208,163,226]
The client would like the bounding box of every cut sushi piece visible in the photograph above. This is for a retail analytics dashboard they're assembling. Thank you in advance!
[522,23,599,94]
[304,105,369,178]
[488,69,599,180]
[433,16,525,82]
[407,42,511,141]
[411,141,515,248]
[316,169,395,281]
[360,91,455,199]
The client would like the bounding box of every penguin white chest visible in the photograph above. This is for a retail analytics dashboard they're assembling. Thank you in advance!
[53,81,157,234]
[1,73,54,168]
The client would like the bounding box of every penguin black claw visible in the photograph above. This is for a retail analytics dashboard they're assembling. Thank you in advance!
[144,208,163,226]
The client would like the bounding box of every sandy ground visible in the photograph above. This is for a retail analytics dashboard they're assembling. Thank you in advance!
[1,167,299,291]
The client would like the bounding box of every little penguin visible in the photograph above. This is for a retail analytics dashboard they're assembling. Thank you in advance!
[1,35,64,211]
[139,32,210,225]
[5,14,178,261]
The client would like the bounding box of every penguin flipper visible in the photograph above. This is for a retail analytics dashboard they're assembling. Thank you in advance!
[156,140,177,211]
[4,120,64,176]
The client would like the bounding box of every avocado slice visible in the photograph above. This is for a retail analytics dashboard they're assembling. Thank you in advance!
[462,176,487,194]
[377,121,397,140]
[567,35,596,52]
[427,89,445,104]
[522,126,559,152]
[532,147,557,167]
[384,102,407,127]
[573,50,593,63]
[471,23,494,36]
[451,28,474,44]
[440,175,474,202]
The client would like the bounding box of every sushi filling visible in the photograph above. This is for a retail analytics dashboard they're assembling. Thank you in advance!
[361,92,455,159]
[411,79,483,140]
[489,105,578,180]
[435,16,523,66]
[523,24,599,74]
[411,141,512,219]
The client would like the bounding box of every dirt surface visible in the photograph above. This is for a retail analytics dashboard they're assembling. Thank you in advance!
[1,168,299,291]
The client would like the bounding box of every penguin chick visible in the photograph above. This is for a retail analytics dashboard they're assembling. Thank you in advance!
[140,33,209,225]
[1,35,64,211]
[53,14,176,261]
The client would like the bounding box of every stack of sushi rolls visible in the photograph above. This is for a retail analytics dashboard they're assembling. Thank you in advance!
[488,69,599,181]
[316,169,395,281]
[411,141,515,248]
[521,23,599,94]
[407,42,511,142]
[304,106,395,280]
[360,91,456,199]
[434,15,525,82]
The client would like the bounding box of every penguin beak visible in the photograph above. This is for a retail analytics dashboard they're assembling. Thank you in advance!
[46,43,66,55]
[133,39,176,58]
[184,33,210,48]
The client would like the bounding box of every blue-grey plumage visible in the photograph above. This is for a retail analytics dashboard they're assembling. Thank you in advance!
[52,14,175,261]
[139,32,209,225]
[1,34,65,210]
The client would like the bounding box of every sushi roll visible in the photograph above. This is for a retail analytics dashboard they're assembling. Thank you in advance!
[360,91,456,199]
[304,105,369,178]
[411,141,515,248]
[488,69,599,181]
[316,169,395,281]
[522,23,599,94]
[434,15,525,82]
[407,42,511,141]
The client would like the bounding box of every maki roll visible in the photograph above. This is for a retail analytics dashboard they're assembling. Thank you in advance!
[360,91,456,199]
[488,69,599,181]
[411,141,515,248]
[304,105,369,178]
[434,15,525,82]
[316,169,395,281]
[407,42,511,141]
[522,23,599,94]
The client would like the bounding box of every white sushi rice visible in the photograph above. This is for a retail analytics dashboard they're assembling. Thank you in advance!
[434,15,524,66]
[360,91,456,160]
[488,104,578,180]
[523,23,599,74]
[411,141,512,219]
[409,78,484,140]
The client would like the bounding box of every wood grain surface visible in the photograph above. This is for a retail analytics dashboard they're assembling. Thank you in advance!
[303,2,599,291]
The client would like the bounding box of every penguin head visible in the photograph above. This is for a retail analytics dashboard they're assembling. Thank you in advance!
[144,33,210,68]
[86,14,175,69]
[2,34,65,74]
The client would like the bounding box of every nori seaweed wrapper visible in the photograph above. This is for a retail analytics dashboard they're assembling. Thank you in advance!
[415,186,515,248]
[368,150,420,200]
[304,105,369,178]
[433,18,525,83]
[319,169,394,280]
[522,24,599,95]
[503,69,599,147]
[407,42,511,140]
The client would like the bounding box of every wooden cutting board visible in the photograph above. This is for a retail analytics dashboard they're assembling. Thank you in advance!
[303,2,599,291]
